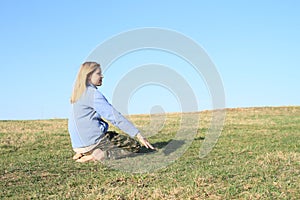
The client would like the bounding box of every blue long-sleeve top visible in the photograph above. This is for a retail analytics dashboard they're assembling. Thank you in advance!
[68,84,139,149]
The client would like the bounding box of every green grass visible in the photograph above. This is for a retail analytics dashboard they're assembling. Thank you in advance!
[1,106,299,199]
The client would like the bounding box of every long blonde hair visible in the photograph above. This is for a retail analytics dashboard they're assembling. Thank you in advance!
[70,62,100,104]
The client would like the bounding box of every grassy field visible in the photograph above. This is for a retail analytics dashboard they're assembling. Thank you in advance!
[0,106,299,199]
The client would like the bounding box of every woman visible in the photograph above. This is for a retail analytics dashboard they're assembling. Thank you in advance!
[68,62,154,163]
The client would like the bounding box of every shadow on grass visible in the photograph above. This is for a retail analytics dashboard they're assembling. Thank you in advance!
[139,140,183,154]
[139,137,205,155]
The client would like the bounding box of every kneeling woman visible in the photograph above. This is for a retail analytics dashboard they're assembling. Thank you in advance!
[68,62,154,162]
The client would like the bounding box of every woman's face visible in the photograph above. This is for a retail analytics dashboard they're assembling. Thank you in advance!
[89,67,103,86]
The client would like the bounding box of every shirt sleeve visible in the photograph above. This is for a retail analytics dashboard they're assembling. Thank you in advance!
[93,90,139,138]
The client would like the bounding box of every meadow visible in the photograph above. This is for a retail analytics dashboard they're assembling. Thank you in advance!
[0,106,299,199]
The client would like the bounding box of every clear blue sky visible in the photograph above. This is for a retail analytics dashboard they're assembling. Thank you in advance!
[0,0,299,120]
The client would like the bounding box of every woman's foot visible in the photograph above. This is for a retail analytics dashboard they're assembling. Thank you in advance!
[72,153,83,160]
[76,154,96,163]
[74,149,106,163]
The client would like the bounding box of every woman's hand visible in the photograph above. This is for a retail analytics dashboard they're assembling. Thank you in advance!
[136,133,155,150]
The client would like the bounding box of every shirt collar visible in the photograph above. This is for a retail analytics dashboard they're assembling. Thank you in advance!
[87,83,97,89]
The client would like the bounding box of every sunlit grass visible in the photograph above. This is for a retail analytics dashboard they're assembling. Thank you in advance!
[1,106,299,199]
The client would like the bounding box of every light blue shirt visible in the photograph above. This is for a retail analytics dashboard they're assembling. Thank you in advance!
[68,84,139,149]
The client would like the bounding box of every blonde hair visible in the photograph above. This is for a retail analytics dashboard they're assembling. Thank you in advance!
[70,62,100,104]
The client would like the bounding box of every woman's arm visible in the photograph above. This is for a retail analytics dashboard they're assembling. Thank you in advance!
[93,90,154,149]
[93,90,138,137]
